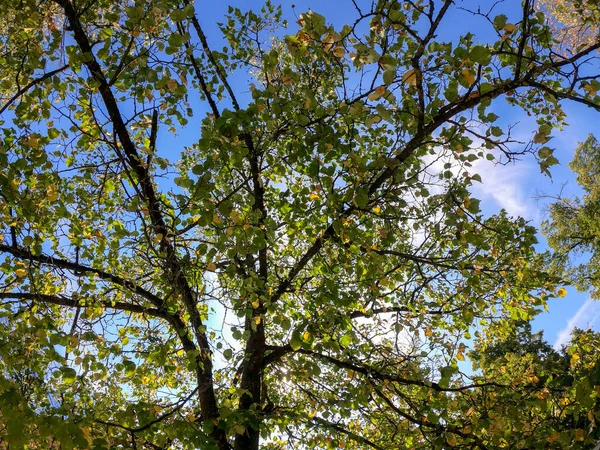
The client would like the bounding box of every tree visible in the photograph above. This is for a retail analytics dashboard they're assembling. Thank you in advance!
[469,322,600,449]
[537,0,600,51]
[543,135,600,298]
[1,0,600,448]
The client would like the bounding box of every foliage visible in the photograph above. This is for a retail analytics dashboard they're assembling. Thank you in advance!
[470,322,600,449]
[537,0,600,51]
[1,0,600,448]
[543,135,600,298]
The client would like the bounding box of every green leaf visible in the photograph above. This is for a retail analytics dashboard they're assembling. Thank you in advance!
[537,147,553,158]
[60,367,77,384]
[383,69,395,86]
[470,45,491,65]
[290,332,302,352]
[123,360,136,376]
[340,333,352,347]
[493,14,508,30]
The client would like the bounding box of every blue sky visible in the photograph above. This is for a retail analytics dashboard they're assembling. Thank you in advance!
[172,0,600,351]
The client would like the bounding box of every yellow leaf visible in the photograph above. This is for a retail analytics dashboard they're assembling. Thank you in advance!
[176,349,185,357]
[153,233,163,245]
[368,85,386,101]
[575,428,585,441]
[303,331,311,341]
[309,192,319,201]
[213,214,222,225]
[461,69,475,85]
[166,78,178,90]
[46,187,59,202]
[372,206,381,214]
[322,33,336,52]
[81,427,93,445]
[251,299,260,309]
[584,84,597,97]
[15,268,27,277]
[254,316,261,325]
[332,47,345,58]
[207,263,217,271]
[24,135,40,149]
[446,432,457,447]
[402,68,418,86]
[557,287,567,298]
[547,431,561,443]
[503,23,518,33]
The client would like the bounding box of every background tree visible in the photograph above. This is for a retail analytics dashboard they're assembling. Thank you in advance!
[543,135,600,298]
[2,0,600,449]
[469,322,600,449]
[537,0,600,51]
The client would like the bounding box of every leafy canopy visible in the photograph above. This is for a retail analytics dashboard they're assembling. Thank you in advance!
[543,135,600,298]
[538,0,600,51]
[2,0,600,449]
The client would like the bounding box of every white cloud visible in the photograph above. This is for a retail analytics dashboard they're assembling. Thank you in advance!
[470,159,536,221]
[421,140,537,222]
[553,297,600,350]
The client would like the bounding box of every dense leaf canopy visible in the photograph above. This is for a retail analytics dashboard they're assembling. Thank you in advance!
[538,0,600,51]
[1,0,600,448]
[543,135,600,298]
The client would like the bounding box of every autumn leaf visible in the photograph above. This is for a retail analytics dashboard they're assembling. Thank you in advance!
[368,85,386,101]
[446,432,457,446]
[332,47,345,58]
[461,69,475,85]
[402,68,418,86]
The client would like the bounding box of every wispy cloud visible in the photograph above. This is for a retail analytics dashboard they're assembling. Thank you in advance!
[553,297,600,350]
[421,141,537,222]
[470,159,536,221]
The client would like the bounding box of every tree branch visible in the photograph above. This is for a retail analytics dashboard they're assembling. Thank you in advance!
[0,243,164,306]
[49,1,226,444]
[0,65,69,115]
[0,292,172,322]
[310,417,386,450]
